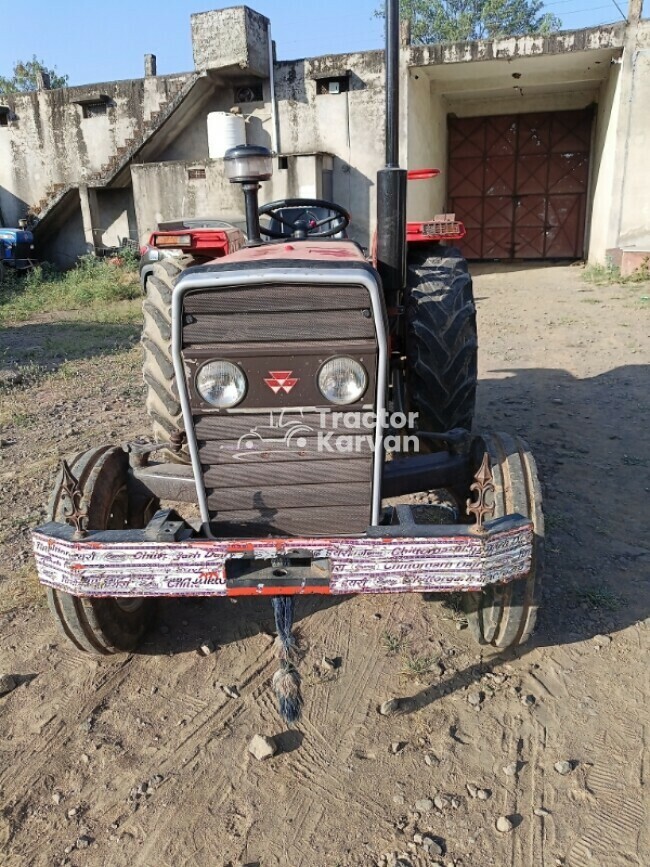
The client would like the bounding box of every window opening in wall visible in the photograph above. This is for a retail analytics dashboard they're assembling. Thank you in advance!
[0,114,8,127]
[317,77,349,96]
[82,102,108,119]
[234,84,264,103]
[278,156,289,170]
[188,168,207,180]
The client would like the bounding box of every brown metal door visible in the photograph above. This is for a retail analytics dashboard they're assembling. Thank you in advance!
[448,109,592,259]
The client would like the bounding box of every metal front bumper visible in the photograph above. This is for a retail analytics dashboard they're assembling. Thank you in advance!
[32,515,533,599]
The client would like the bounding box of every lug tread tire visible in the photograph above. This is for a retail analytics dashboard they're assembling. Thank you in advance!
[465,432,544,649]
[142,257,194,458]
[45,447,158,655]
[405,246,477,433]
[407,244,469,274]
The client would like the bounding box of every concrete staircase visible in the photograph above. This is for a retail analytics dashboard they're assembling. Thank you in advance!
[32,72,202,233]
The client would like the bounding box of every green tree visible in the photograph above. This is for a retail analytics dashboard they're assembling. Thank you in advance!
[377,0,561,44]
[0,56,68,95]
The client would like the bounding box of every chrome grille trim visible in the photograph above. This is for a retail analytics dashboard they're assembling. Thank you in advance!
[172,268,389,538]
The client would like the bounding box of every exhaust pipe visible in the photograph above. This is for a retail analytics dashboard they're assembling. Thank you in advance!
[385,0,400,169]
[376,0,407,309]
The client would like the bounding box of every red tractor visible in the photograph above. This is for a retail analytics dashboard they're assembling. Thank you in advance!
[33,0,542,723]
[139,218,246,291]
[406,168,466,247]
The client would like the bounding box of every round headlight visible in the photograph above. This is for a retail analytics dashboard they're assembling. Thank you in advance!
[317,357,368,405]
[196,361,247,409]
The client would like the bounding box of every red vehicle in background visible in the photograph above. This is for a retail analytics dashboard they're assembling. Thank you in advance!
[405,168,466,247]
[139,218,246,290]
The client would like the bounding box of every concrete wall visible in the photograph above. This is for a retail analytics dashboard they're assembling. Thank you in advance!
[273,52,385,246]
[96,188,137,249]
[588,17,650,260]
[0,75,191,227]
[407,74,449,220]
[158,85,273,162]
[0,45,384,251]
[617,47,650,248]
[39,193,88,267]
[191,7,270,77]
[131,154,333,244]
[409,23,626,67]
[445,88,599,117]
[132,161,241,241]
[588,64,622,262]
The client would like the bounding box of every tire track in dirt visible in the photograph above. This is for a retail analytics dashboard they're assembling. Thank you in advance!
[303,598,352,725]
[527,642,647,867]
[250,599,394,864]
[157,641,278,761]
[0,657,141,867]
[115,637,281,866]
[251,687,321,861]
[286,730,388,823]
[500,711,527,867]
[329,601,401,764]
[490,705,551,867]
[283,794,325,866]
[566,721,646,867]
[0,657,132,796]
[528,718,550,867]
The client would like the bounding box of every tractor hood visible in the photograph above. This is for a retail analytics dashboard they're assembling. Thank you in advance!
[213,239,367,267]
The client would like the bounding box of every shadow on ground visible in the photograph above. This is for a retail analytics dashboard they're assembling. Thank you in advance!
[401,361,650,711]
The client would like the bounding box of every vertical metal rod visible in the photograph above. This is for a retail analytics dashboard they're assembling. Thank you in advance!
[385,0,400,168]
[242,184,263,246]
[376,0,407,305]
[268,26,280,155]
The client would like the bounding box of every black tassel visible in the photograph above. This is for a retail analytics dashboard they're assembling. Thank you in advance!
[271,596,302,724]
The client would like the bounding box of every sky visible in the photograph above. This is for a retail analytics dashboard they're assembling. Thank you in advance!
[0,0,633,87]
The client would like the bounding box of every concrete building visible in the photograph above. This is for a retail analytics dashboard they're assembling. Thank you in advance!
[0,2,647,270]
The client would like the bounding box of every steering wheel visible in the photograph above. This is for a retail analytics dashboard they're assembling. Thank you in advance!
[258,198,350,239]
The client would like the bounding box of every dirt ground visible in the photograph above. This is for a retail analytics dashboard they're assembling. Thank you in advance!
[0,263,648,867]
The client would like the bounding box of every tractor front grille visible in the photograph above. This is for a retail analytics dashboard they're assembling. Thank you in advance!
[181,282,379,537]
[182,284,375,347]
[3,241,33,264]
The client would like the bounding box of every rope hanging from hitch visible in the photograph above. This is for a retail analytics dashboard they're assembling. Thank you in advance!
[271,596,302,724]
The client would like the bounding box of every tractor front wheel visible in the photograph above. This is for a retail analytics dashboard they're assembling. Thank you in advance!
[404,245,477,434]
[46,446,159,654]
[464,432,544,649]
[142,257,194,461]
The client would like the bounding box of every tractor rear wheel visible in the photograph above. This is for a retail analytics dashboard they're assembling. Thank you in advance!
[46,446,159,654]
[464,432,544,649]
[142,257,194,461]
[405,245,477,433]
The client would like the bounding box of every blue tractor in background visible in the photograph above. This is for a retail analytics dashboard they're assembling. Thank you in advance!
[0,226,36,282]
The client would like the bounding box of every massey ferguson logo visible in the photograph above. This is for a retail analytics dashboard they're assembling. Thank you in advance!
[264,370,298,395]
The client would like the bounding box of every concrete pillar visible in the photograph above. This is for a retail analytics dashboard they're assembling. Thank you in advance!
[144,54,157,78]
[145,54,157,77]
[79,185,102,254]
[628,0,643,24]
[602,5,643,254]
[36,70,51,90]
[400,19,411,48]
